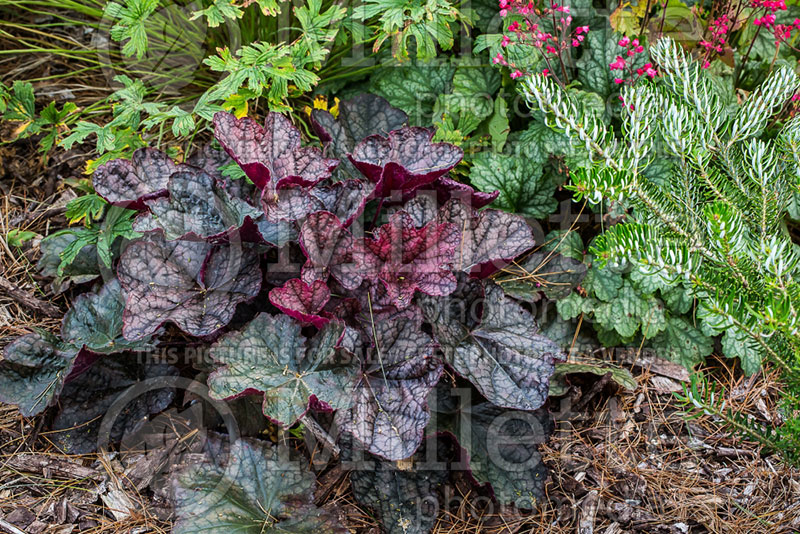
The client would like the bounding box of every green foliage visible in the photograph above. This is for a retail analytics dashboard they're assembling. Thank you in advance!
[470,151,560,218]
[53,205,140,273]
[522,36,800,462]
[6,229,37,248]
[358,0,466,60]
[105,0,159,59]
[1,81,79,157]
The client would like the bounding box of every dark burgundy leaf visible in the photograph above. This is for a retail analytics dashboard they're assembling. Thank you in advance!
[356,211,459,308]
[419,279,561,411]
[308,180,370,226]
[208,315,357,427]
[93,148,178,207]
[438,199,536,277]
[61,279,159,354]
[187,143,232,180]
[299,211,363,290]
[173,439,347,534]
[349,127,463,198]
[118,236,261,339]
[261,179,369,228]
[337,309,442,460]
[311,93,408,180]
[0,331,81,416]
[268,279,330,328]
[432,176,499,210]
[253,217,298,247]
[134,168,260,241]
[51,355,178,454]
[213,112,338,189]
[496,251,587,302]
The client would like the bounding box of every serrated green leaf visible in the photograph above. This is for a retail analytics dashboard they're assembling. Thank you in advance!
[582,263,624,301]
[721,327,763,376]
[369,61,455,126]
[173,439,347,534]
[209,314,358,427]
[650,316,713,369]
[469,152,558,218]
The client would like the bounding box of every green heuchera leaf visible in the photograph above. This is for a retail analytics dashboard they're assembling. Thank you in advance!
[542,229,584,262]
[592,282,667,339]
[556,292,585,321]
[349,444,447,534]
[582,263,623,302]
[650,316,713,369]
[722,327,763,376]
[61,279,159,354]
[576,24,621,100]
[208,314,357,427]
[0,331,81,416]
[496,251,587,302]
[469,152,559,218]
[430,387,552,508]
[549,361,637,397]
[369,62,455,126]
[173,439,347,534]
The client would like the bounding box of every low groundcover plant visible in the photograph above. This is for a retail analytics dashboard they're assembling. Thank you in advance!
[0,94,579,532]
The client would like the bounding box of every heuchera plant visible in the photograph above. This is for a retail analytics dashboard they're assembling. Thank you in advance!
[0,94,573,532]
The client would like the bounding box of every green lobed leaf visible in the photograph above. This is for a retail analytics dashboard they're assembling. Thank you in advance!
[0,331,80,417]
[469,152,560,218]
[208,314,358,427]
[173,439,347,534]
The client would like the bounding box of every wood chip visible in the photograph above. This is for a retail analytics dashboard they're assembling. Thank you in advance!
[0,277,60,318]
[649,376,683,393]
[617,350,690,382]
[4,454,103,481]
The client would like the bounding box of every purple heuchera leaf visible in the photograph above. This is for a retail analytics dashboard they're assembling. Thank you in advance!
[134,168,261,241]
[356,211,460,309]
[429,385,553,508]
[186,143,231,180]
[349,127,463,198]
[213,112,338,190]
[438,199,536,277]
[433,176,499,210]
[51,355,177,454]
[93,148,179,208]
[338,309,442,460]
[419,279,561,411]
[311,93,408,180]
[268,279,330,328]
[118,236,261,339]
[260,179,369,228]
[299,211,363,290]
[208,314,357,427]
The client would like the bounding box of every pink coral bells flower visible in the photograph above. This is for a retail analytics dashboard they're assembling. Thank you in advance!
[510,69,523,78]
[614,78,624,84]
[609,56,627,70]
[619,36,630,46]
[501,35,511,47]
